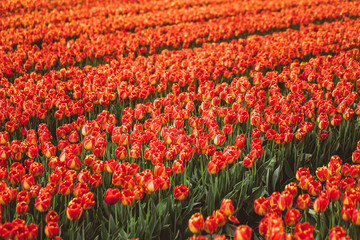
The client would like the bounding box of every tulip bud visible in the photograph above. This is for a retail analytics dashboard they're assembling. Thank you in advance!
[173,185,189,201]
[188,213,204,234]
[234,225,252,240]
[44,222,60,238]
[220,199,234,216]
[66,203,83,221]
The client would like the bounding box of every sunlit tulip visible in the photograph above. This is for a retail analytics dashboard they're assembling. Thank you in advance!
[234,225,252,240]
[188,213,204,234]
[173,185,189,200]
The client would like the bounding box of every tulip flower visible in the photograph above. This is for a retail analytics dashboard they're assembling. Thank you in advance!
[284,209,300,227]
[44,222,60,238]
[204,216,218,234]
[46,210,59,223]
[313,195,329,213]
[173,185,189,200]
[66,203,83,221]
[120,189,135,206]
[254,197,270,216]
[234,225,252,240]
[297,194,311,210]
[188,213,204,234]
[104,188,120,205]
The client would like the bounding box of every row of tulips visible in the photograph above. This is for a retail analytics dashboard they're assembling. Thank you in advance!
[1,0,334,37]
[1,45,360,239]
[0,0,358,79]
[2,15,360,141]
[0,0,241,19]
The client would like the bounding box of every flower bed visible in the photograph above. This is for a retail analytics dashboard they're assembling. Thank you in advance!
[1,0,360,239]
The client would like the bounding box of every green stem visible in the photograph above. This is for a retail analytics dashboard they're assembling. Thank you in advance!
[108,205,111,240]
[114,202,118,225]
[82,216,85,240]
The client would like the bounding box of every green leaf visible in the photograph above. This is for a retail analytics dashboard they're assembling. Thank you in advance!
[101,221,108,240]
[183,198,194,216]
[272,165,281,190]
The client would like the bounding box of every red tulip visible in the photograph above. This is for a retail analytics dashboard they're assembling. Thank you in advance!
[234,225,252,240]
[220,199,234,216]
[278,191,293,211]
[35,194,51,212]
[82,192,95,210]
[254,197,269,216]
[296,194,311,210]
[104,188,120,205]
[313,195,329,213]
[89,173,102,188]
[204,216,218,234]
[173,185,189,200]
[46,210,59,223]
[188,213,204,234]
[120,189,135,206]
[284,209,300,227]
[44,222,60,238]
[66,203,83,221]
[329,226,346,240]
[16,201,29,215]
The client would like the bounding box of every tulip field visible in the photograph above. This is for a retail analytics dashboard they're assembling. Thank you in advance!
[3,0,360,239]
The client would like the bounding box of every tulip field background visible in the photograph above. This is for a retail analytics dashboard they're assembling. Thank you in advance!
[3,0,360,239]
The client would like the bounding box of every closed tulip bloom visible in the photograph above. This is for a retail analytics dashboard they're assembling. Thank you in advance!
[297,194,311,210]
[213,210,227,227]
[121,175,135,190]
[243,155,255,169]
[313,195,329,213]
[284,182,298,197]
[173,185,189,200]
[316,166,329,182]
[352,208,360,225]
[352,150,360,163]
[58,181,73,196]
[44,222,60,238]
[254,197,270,216]
[133,186,144,200]
[207,160,219,174]
[284,209,300,227]
[278,191,293,211]
[89,173,102,188]
[16,201,29,215]
[329,226,346,240]
[144,178,159,194]
[220,199,234,216]
[188,213,204,234]
[307,180,322,196]
[234,134,246,149]
[77,169,90,184]
[73,183,89,197]
[294,222,314,240]
[104,188,120,205]
[234,225,252,240]
[21,174,35,190]
[66,203,83,221]
[204,216,218,234]
[341,203,355,221]
[172,159,185,174]
[16,190,30,204]
[46,210,59,223]
[35,194,51,212]
[120,189,135,206]
[327,186,341,202]
[82,192,95,210]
